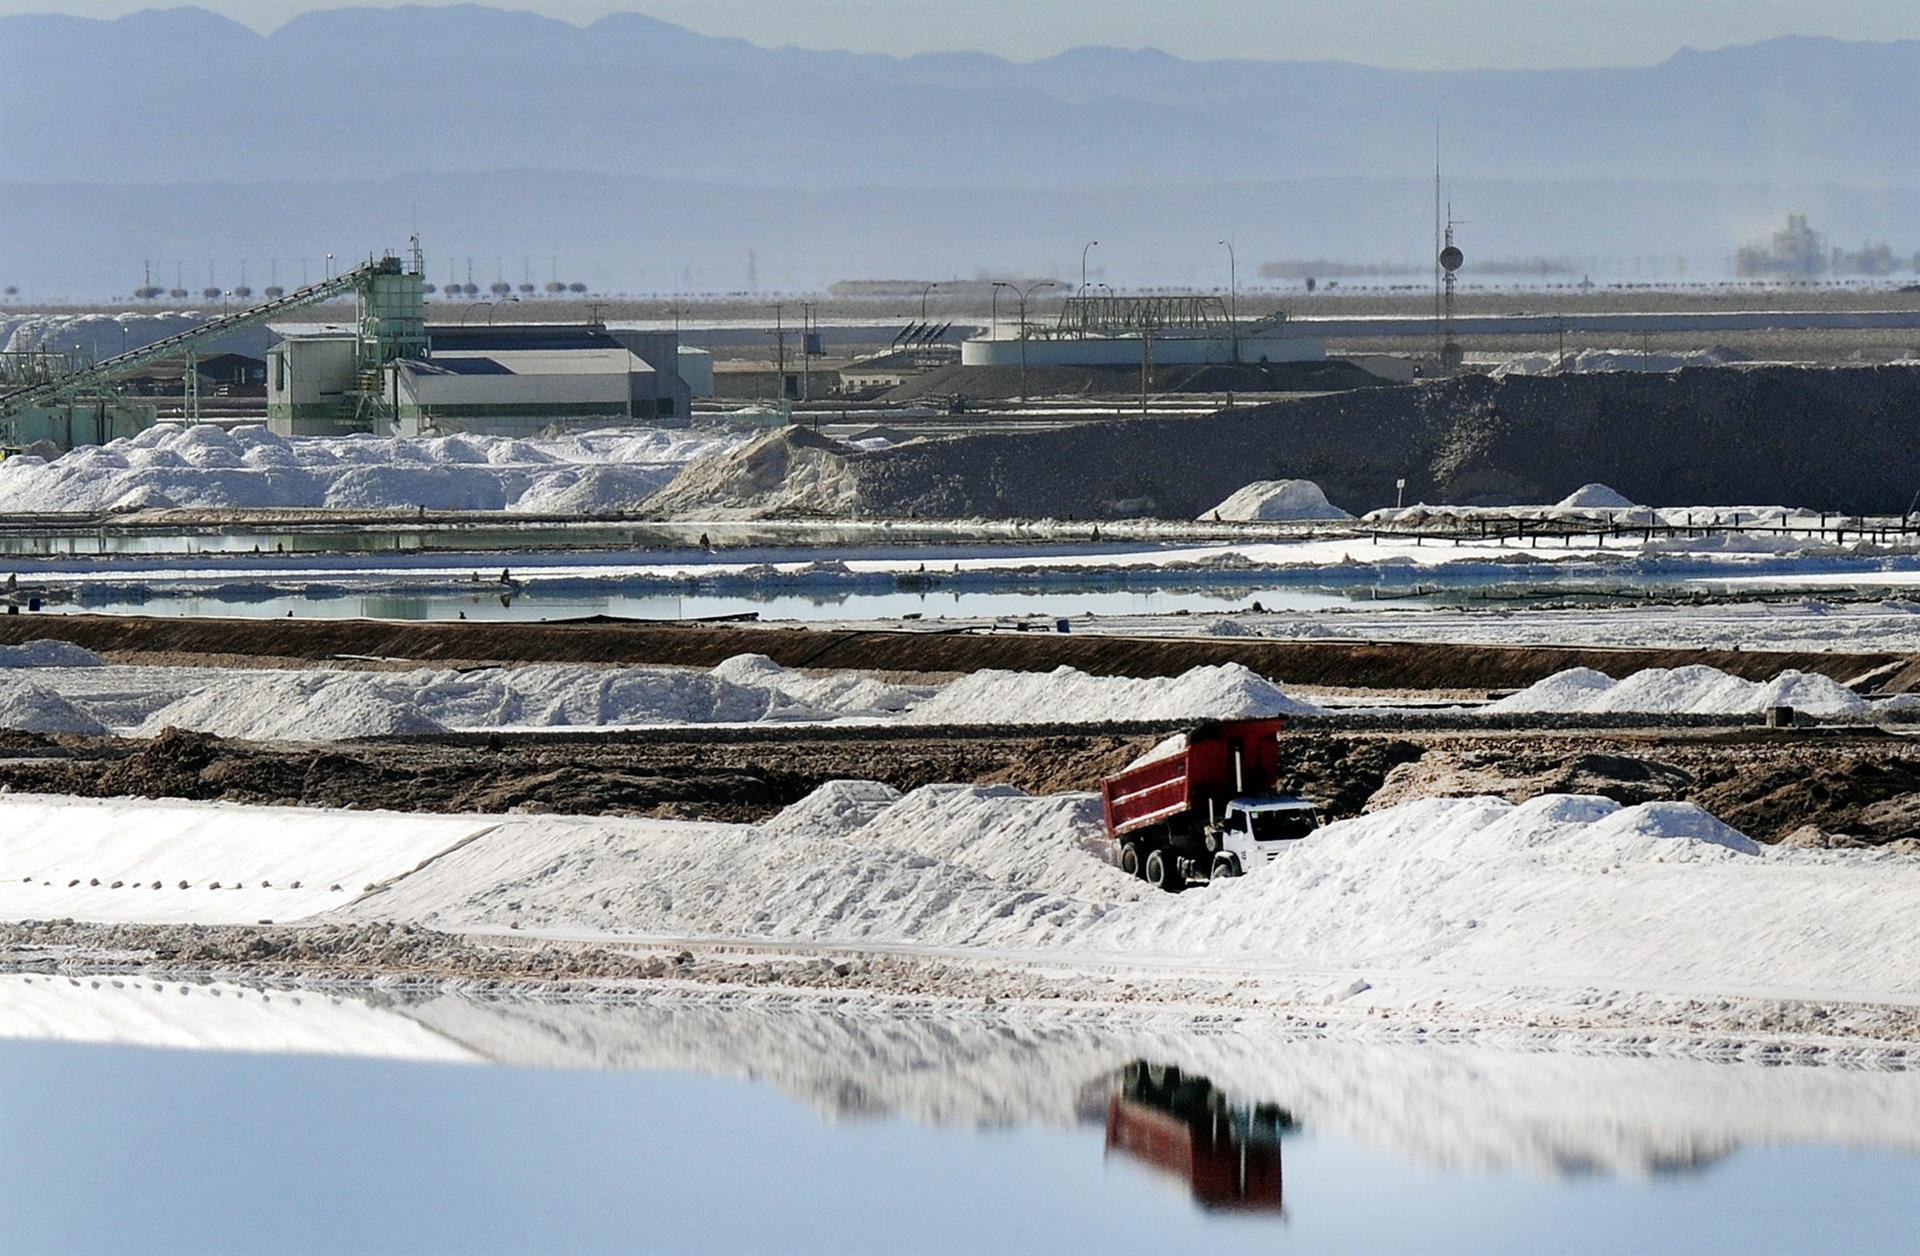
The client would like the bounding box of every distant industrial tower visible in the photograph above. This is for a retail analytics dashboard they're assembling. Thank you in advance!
[1440,210,1464,372]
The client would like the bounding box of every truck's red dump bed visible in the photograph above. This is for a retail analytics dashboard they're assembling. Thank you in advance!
[1100,717,1290,838]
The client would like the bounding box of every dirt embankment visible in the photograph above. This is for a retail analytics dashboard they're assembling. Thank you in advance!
[0,614,1904,691]
[656,365,1920,519]
[6,724,1919,848]
[0,726,1150,824]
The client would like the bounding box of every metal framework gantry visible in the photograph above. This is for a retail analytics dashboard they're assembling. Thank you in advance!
[0,244,428,438]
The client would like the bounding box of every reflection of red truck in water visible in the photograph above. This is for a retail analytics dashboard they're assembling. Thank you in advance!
[1101,717,1319,891]
[1104,1061,1297,1212]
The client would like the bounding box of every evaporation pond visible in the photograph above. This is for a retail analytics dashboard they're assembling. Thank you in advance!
[2,978,1916,1254]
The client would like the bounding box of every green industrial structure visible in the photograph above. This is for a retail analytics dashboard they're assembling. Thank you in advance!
[0,244,429,449]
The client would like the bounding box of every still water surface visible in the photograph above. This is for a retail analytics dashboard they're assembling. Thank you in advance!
[1,978,1915,1255]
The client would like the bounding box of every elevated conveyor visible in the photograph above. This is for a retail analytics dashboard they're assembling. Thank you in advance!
[0,257,398,424]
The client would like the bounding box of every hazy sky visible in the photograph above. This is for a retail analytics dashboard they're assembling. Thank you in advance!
[3,0,1917,69]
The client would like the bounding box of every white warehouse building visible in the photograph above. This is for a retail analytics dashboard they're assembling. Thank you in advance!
[267,321,693,437]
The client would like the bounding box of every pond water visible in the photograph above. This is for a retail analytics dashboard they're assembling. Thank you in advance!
[2,978,1915,1255]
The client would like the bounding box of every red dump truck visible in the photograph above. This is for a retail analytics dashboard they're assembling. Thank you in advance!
[1100,717,1319,892]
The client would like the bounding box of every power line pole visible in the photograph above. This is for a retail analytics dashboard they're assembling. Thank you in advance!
[772,303,787,402]
[800,301,813,403]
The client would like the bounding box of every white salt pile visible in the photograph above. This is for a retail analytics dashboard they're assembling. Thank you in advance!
[645,426,863,519]
[1093,793,1775,966]
[839,783,1133,902]
[0,423,743,515]
[132,655,929,741]
[1203,619,1257,637]
[1491,347,1744,377]
[1491,665,1869,718]
[0,677,107,736]
[711,653,934,714]
[137,673,448,741]
[340,781,1138,946]
[0,641,105,668]
[322,780,1920,1013]
[1202,479,1354,522]
[1554,483,1637,510]
[905,663,1321,725]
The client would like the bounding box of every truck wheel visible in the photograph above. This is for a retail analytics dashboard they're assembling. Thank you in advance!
[1145,850,1184,893]
[1119,843,1141,878]
[1211,854,1242,881]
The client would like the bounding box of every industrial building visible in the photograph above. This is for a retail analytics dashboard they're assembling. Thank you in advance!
[960,295,1325,369]
[0,247,699,450]
[269,319,694,437]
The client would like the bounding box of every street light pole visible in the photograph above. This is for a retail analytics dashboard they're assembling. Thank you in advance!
[996,279,1057,403]
[1218,239,1237,362]
[1080,241,1098,296]
[919,282,938,320]
[990,283,1001,340]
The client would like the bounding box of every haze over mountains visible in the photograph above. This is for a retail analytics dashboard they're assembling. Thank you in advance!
[1,5,1914,297]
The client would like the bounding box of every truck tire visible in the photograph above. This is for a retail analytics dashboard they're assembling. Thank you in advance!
[1144,849,1184,893]
[1211,854,1242,882]
[1119,843,1142,878]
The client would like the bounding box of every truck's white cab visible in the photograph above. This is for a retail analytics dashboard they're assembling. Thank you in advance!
[1212,796,1321,874]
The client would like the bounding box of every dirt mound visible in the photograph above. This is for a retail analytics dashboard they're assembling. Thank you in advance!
[1368,749,1693,812]
[1691,754,1920,846]
[1277,736,1426,818]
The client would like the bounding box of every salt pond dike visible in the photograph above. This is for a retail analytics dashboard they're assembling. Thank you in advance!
[649,365,1920,520]
[8,783,1920,1045]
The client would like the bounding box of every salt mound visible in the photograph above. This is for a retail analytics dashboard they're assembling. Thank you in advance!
[1128,733,1188,768]
[139,673,447,741]
[1203,619,1255,637]
[1203,479,1354,522]
[0,677,107,735]
[412,663,822,728]
[1555,483,1637,509]
[644,426,861,519]
[340,782,1120,947]
[1752,670,1870,718]
[108,656,925,743]
[759,780,903,842]
[1489,666,1868,719]
[0,425,742,515]
[1489,667,1616,713]
[0,641,105,668]
[1594,665,1758,715]
[710,653,930,714]
[906,663,1321,725]
[1093,793,1772,962]
[842,783,1143,902]
[1586,801,1761,857]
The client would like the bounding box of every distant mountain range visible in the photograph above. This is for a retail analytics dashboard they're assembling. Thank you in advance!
[0,6,1914,297]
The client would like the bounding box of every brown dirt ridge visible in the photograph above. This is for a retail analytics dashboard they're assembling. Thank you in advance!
[5,724,1919,848]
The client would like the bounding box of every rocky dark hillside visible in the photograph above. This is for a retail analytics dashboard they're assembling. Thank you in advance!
[830,365,1920,518]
